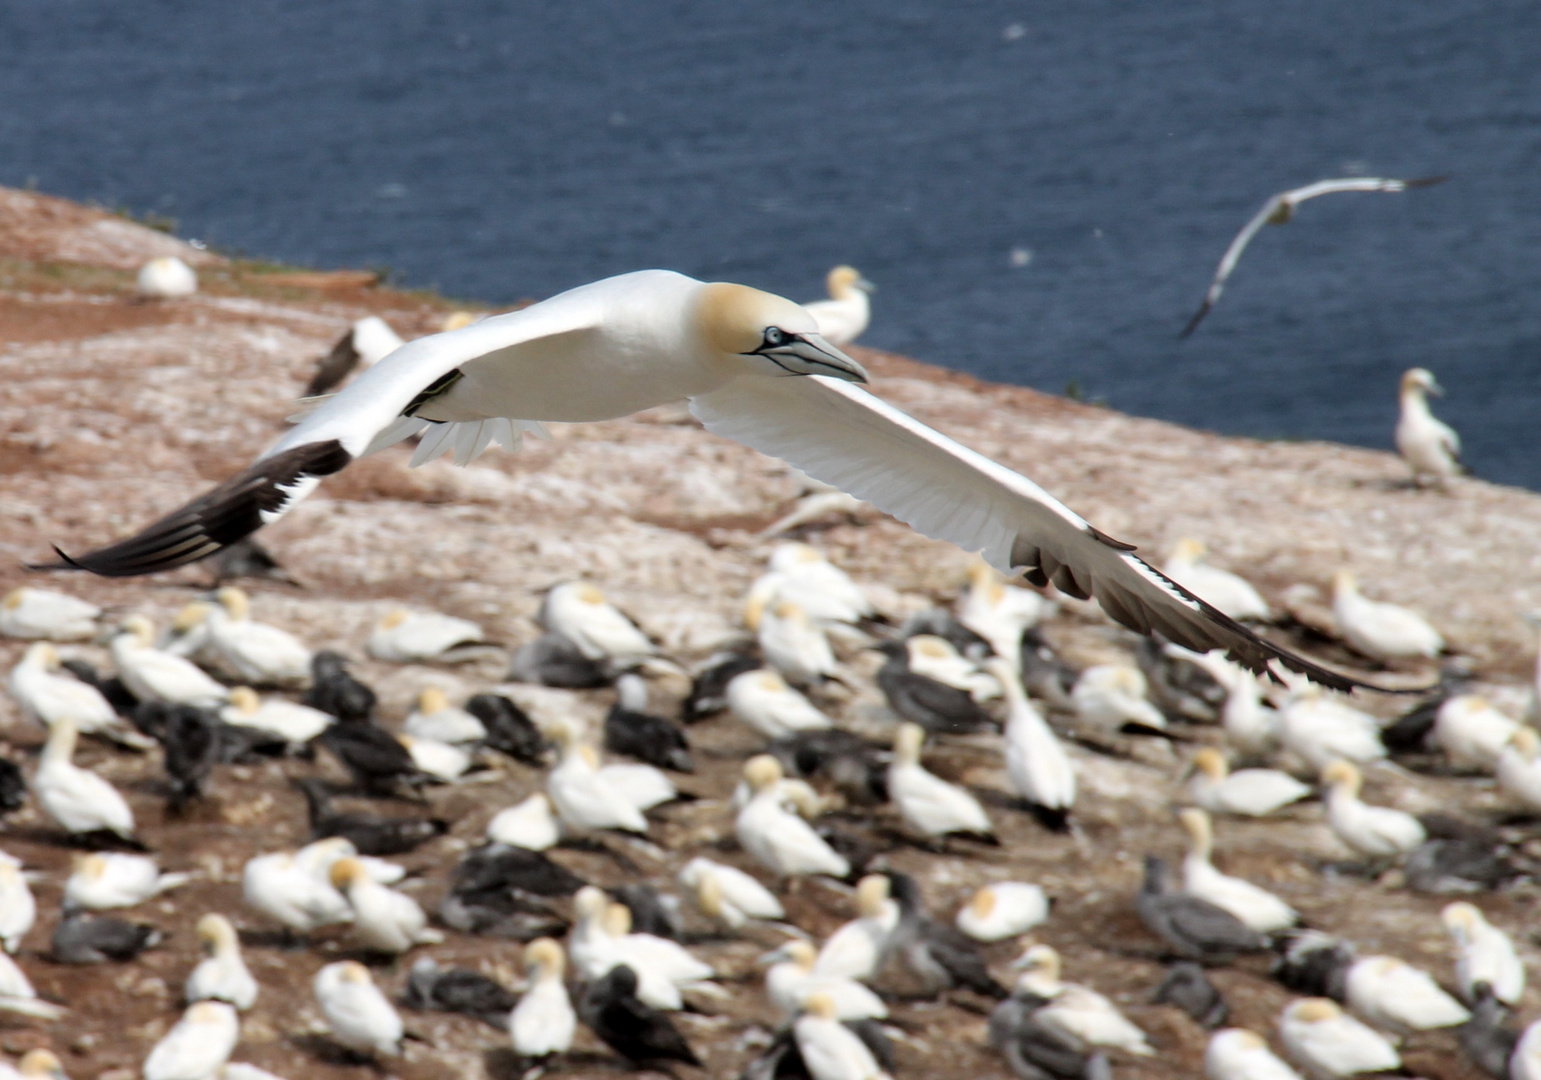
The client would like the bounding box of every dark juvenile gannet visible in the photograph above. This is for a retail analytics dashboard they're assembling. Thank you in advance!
[604,675,694,773]
[404,956,518,1028]
[302,651,377,722]
[464,692,547,764]
[49,271,1354,690]
[578,964,701,1069]
[1154,961,1229,1029]
[1180,176,1446,337]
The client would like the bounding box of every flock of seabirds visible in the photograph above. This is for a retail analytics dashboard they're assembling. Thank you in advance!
[0,173,1508,1080]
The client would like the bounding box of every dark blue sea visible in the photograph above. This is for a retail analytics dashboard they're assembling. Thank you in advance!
[3,2,1539,484]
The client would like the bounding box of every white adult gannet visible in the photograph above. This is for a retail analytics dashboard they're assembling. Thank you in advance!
[1432,695,1519,771]
[1516,1021,1541,1080]
[1330,571,1443,661]
[111,616,229,706]
[542,582,657,664]
[0,950,65,1020]
[1278,688,1385,772]
[185,913,258,1010]
[546,721,648,834]
[510,938,575,1058]
[737,756,850,880]
[802,265,875,346]
[759,542,875,625]
[678,857,784,926]
[957,561,1050,664]
[0,861,34,954]
[1320,760,1424,858]
[1072,664,1167,732]
[726,668,834,737]
[137,256,198,299]
[1178,809,1297,933]
[142,1000,238,1080]
[64,852,191,910]
[7,643,144,745]
[366,608,483,663]
[1497,728,1541,812]
[1205,1028,1303,1080]
[197,587,312,686]
[1277,998,1399,1080]
[903,635,1000,701]
[241,850,351,934]
[396,733,471,780]
[888,722,995,841]
[750,599,839,686]
[766,940,886,1021]
[795,992,894,1080]
[1163,539,1270,622]
[955,882,1049,942]
[53,271,1350,691]
[305,315,408,398]
[293,837,405,886]
[33,718,137,841]
[567,888,695,1010]
[1179,176,1444,337]
[221,687,332,743]
[1342,955,1467,1035]
[1442,902,1524,1005]
[1188,748,1310,817]
[1013,944,1154,1056]
[603,901,717,988]
[485,792,561,851]
[314,960,402,1057]
[330,857,441,954]
[815,874,898,981]
[403,686,486,744]
[986,657,1076,821]
[1395,368,1463,483]
[0,587,99,641]
[1223,669,1281,756]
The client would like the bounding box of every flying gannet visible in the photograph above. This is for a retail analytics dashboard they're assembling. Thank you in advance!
[1180,176,1445,337]
[49,270,1353,690]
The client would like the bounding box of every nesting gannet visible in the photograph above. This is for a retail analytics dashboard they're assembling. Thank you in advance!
[52,908,161,963]
[111,617,228,706]
[330,857,440,954]
[678,857,783,926]
[750,545,875,630]
[888,722,996,841]
[0,950,65,1021]
[1278,688,1385,771]
[1330,571,1443,661]
[1178,809,1298,932]
[33,718,137,842]
[314,960,402,1058]
[1498,728,1541,812]
[486,792,562,851]
[567,889,689,1011]
[726,668,834,738]
[815,874,898,981]
[137,255,198,299]
[54,270,1355,695]
[241,850,351,935]
[466,692,547,763]
[7,643,146,746]
[542,582,656,666]
[64,852,190,910]
[184,913,258,1010]
[794,992,894,1080]
[987,657,1075,826]
[142,1000,238,1080]
[751,598,839,686]
[403,686,486,744]
[876,640,996,735]
[886,872,1006,997]
[991,986,1111,1080]
[304,651,377,721]
[901,635,1000,700]
[317,722,432,797]
[1179,176,1444,336]
[956,882,1050,942]
[1278,998,1400,1080]
[1072,664,1168,732]
[1342,954,1467,1035]
[189,586,310,686]
[1395,368,1464,483]
[1164,539,1270,622]
[766,940,887,1021]
[579,965,701,1069]
[605,675,693,772]
[396,733,472,780]
[1188,749,1311,817]
[545,720,649,834]
[405,956,518,1025]
[511,938,575,1058]
[683,652,759,720]
[1205,1028,1303,1080]
[1137,856,1265,959]
[1013,944,1154,1056]
[1156,962,1229,1029]
[738,755,850,879]
[1224,668,1282,756]
[220,686,331,743]
[306,315,407,398]
[0,587,99,641]
[0,861,34,954]
[802,265,875,346]
[604,900,715,988]
[366,608,483,663]
[1433,695,1519,771]
[1443,902,1524,1005]
[1320,760,1425,858]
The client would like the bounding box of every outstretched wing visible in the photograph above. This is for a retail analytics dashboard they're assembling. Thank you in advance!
[1179,195,1281,338]
[691,375,1360,690]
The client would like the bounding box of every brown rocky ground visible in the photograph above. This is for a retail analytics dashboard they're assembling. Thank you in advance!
[2,185,1539,1079]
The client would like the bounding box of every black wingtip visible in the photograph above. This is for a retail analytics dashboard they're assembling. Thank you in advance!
[1405,175,1450,189]
[1178,307,1208,339]
[25,545,84,573]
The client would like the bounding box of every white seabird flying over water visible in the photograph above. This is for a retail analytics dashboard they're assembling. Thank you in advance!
[1179,176,1446,337]
[50,270,1352,689]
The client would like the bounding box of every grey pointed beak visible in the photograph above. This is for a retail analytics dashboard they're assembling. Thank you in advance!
[855,277,876,293]
[1428,379,1446,397]
[763,333,869,384]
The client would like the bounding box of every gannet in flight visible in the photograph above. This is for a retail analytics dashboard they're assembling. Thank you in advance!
[48,270,1352,689]
[1179,176,1446,337]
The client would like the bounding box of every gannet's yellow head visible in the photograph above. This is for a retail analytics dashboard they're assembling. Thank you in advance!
[3,588,24,611]
[172,602,212,632]
[770,543,824,572]
[802,991,840,1020]
[573,583,606,606]
[1012,942,1061,980]
[227,686,260,715]
[25,642,59,669]
[1442,901,1482,937]
[1224,1030,1268,1051]
[744,754,785,793]
[1510,727,1540,760]
[72,853,107,880]
[696,872,725,918]
[187,1000,231,1025]
[524,937,565,977]
[17,1049,66,1079]
[197,913,237,953]
[1178,807,1212,850]
[893,722,926,765]
[781,939,818,971]
[380,609,410,631]
[441,310,480,332]
[908,635,956,662]
[603,902,633,937]
[772,600,807,625]
[215,586,250,621]
[1169,537,1207,564]
[826,265,875,299]
[855,873,890,918]
[1286,998,1342,1024]
[1320,759,1362,794]
[120,615,156,647]
[1331,570,1358,597]
[337,960,372,985]
[573,886,610,925]
[1192,748,1229,780]
[417,686,449,714]
[1402,367,1442,397]
[969,885,997,920]
[743,592,769,632]
[328,857,366,890]
[694,282,868,383]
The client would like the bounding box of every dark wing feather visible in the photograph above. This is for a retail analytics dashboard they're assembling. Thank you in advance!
[303,330,361,397]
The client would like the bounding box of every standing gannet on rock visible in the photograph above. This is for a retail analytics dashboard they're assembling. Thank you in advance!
[510,938,575,1059]
[1442,902,1524,1005]
[64,853,190,910]
[403,686,486,744]
[185,913,258,1010]
[1178,809,1298,933]
[366,608,484,663]
[1206,1028,1302,1080]
[330,857,441,954]
[1073,664,1168,733]
[957,560,1051,664]
[1013,943,1155,1056]
[738,755,850,880]
[1342,955,1467,1035]
[137,255,198,299]
[33,718,138,843]
[726,668,834,737]
[1188,749,1311,817]
[888,722,996,842]
[0,861,35,954]
[545,720,648,834]
[1163,539,1271,622]
[1278,998,1400,1080]
[794,992,894,1080]
[305,316,407,398]
[1432,695,1519,771]
[1278,687,1385,772]
[314,961,402,1059]
[1320,760,1425,860]
[542,582,658,667]
[678,857,784,926]
[142,1000,238,1080]
[765,940,887,1021]
[8,643,147,747]
[111,617,228,706]
[815,874,898,981]
[197,587,312,686]
[0,588,99,641]
[956,882,1049,942]
[1395,368,1464,483]
[901,634,1000,701]
[1224,669,1282,756]
[396,733,472,780]
[241,850,352,936]
[1498,728,1541,812]
[751,599,840,686]
[986,657,1075,827]
[802,265,875,346]
[1330,571,1443,661]
[50,270,1357,694]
